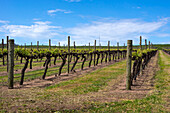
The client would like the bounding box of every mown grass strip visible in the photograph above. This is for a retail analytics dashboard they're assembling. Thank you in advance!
[46,60,126,95]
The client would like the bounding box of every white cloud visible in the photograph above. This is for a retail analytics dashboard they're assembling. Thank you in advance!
[33,18,40,21]
[0,18,168,45]
[65,0,81,2]
[0,21,61,40]
[47,9,72,16]
[0,20,9,24]
[154,33,170,37]
[66,19,166,45]
[159,41,170,44]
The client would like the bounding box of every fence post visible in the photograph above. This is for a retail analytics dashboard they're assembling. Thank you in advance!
[149,41,150,49]
[140,36,143,76]
[126,40,132,90]
[74,41,76,61]
[151,43,153,49]
[7,36,9,72]
[49,39,51,50]
[140,36,142,50]
[8,39,14,89]
[2,39,4,65]
[108,41,110,50]
[59,42,60,50]
[74,41,76,49]
[37,41,39,50]
[89,42,90,51]
[117,42,119,60]
[31,42,32,50]
[124,43,125,49]
[37,41,39,62]
[24,43,26,50]
[145,39,147,49]
[68,36,70,73]
[94,40,96,66]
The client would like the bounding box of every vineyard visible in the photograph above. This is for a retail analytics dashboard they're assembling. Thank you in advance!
[0,36,169,112]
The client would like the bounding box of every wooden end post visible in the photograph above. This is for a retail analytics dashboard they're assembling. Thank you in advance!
[7,36,9,72]
[31,42,32,50]
[145,39,147,49]
[8,39,14,89]
[2,39,5,65]
[49,39,51,50]
[89,42,90,51]
[117,42,119,60]
[24,43,26,50]
[59,42,60,50]
[68,36,70,73]
[108,41,110,51]
[140,36,142,50]
[140,36,143,76]
[94,40,96,66]
[74,41,76,49]
[126,40,132,90]
[37,41,39,50]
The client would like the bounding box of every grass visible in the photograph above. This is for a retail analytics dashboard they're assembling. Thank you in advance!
[59,50,170,112]
[46,60,126,95]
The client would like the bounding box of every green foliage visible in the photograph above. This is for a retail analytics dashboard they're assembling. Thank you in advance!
[132,49,157,60]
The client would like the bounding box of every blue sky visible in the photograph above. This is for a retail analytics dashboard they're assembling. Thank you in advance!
[0,0,170,46]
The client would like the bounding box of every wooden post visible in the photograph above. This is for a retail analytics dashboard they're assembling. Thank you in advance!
[24,43,26,50]
[37,41,39,50]
[140,36,142,50]
[74,41,76,61]
[151,43,153,49]
[8,39,14,89]
[31,42,32,50]
[149,41,150,49]
[74,41,76,49]
[37,41,39,62]
[2,39,4,50]
[89,42,90,51]
[108,41,110,50]
[140,36,143,76]
[2,39,5,65]
[58,42,60,50]
[67,36,70,73]
[117,42,119,59]
[94,40,96,51]
[7,36,9,72]
[145,39,147,49]
[49,39,51,50]
[84,44,86,49]
[94,40,96,66]
[126,40,132,90]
